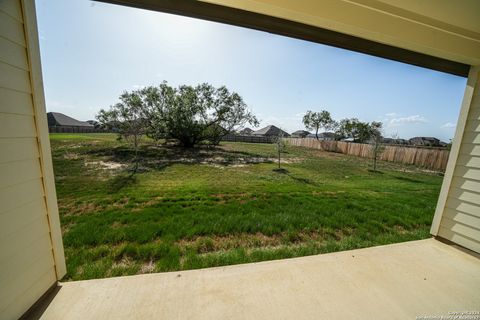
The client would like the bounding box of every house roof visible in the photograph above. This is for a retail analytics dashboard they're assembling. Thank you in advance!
[253,125,290,136]
[291,130,310,135]
[409,137,439,141]
[47,112,94,127]
[239,127,254,134]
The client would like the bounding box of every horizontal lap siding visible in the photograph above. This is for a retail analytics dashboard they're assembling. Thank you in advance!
[0,1,57,319]
[0,137,39,163]
[0,10,26,46]
[438,81,480,253]
[0,36,28,70]
[0,61,31,93]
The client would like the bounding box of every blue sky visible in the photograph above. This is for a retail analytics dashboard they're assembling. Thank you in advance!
[36,0,467,141]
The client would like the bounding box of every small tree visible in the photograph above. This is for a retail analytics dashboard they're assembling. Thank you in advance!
[96,90,147,171]
[368,121,384,172]
[273,133,286,170]
[303,110,336,140]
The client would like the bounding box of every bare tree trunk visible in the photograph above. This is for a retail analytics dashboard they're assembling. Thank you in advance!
[133,134,139,173]
[278,149,281,169]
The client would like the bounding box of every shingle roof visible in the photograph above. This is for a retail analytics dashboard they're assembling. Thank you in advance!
[292,130,310,135]
[239,127,254,134]
[410,137,439,141]
[47,112,94,127]
[253,125,290,137]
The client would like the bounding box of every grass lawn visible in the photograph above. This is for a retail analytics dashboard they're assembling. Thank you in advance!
[50,133,443,280]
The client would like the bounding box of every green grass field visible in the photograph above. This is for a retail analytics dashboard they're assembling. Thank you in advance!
[50,133,443,280]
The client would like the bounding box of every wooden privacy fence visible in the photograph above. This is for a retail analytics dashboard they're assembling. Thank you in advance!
[284,138,450,171]
[222,134,274,144]
[49,127,104,133]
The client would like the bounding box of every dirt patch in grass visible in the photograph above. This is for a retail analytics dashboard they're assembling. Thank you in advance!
[112,257,132,269]
[395,168,443,175]
[145,154,304,168]
[178,231,331,254]
[60,201,103,216]
[85,160,126,170]
[140,260,155,273]
[63,152,80,160]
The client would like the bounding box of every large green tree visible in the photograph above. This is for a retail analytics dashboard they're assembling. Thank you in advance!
[336,118,382,142]
[99,82,258,150]
[144,82,258,147]
[302,110,336,140]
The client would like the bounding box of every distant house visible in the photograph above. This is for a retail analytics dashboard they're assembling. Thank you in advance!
[307,132,336,141]
[253,125,290,137]
[238,127,254,135]
[438,141,449,148]
[291,130,311,138]
[409,136,441,147]
[86,120,99,127]
[382,138,409,145]
[47,112,94,133]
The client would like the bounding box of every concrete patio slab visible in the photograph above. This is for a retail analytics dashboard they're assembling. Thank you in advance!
[27,239,480,319]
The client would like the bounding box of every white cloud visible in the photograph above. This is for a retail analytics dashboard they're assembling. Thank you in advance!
[389,115,428,126]
[441,122,456,128]
[385,112,398,117]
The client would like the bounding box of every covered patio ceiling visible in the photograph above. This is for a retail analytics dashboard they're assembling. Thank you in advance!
[97,0,480,76]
